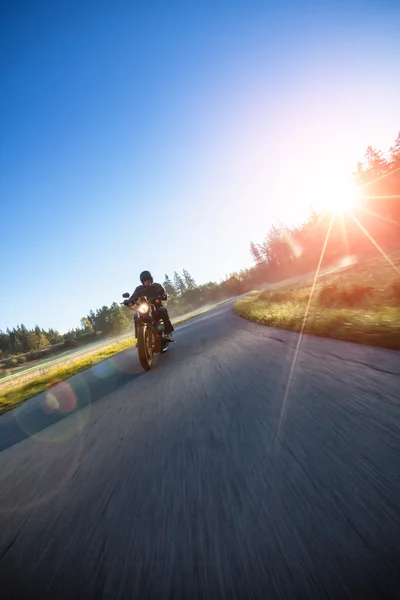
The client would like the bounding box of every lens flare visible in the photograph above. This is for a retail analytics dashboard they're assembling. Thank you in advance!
[93,358,117,379]
[43,382,77,415]
[10,377,91,448]
[282,231,303,258]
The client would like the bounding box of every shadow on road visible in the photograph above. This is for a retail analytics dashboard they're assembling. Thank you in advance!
[0,307,235,454]
[0,348,144,453]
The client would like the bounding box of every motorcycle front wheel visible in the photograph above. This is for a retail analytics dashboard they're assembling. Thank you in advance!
[137,325,153,370]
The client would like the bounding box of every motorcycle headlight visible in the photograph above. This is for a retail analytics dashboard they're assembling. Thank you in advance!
[138,303,149,314]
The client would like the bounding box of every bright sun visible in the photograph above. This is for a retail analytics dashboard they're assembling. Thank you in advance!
[279,170,362,226]
[308,177,361,215]
[319,180,361,213]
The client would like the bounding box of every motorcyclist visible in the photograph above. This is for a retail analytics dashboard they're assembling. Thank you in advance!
[124,270,174,337]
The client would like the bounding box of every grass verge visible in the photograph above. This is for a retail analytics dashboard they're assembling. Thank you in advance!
[0,338,135,415]
[233,251,400,351]
[0,305,216,415]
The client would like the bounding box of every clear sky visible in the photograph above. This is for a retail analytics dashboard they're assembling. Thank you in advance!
[1,0,399,333]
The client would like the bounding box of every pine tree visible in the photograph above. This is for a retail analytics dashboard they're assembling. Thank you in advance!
[182,269,196,290]
[80,318,94,334]
[163,274,177,297]
[27,331,49,351]
[173,271,186,295]
[364,146,387,175]
[87,310,97,332]
[389,132,400,170]
[250,242,264,265]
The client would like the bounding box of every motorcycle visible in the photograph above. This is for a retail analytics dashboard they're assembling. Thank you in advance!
[121,293,174,371]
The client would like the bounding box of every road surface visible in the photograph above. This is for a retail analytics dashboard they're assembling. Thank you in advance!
[0,300,399,599]
[0,304,221,387]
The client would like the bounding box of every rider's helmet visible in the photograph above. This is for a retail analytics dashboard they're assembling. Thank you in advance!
[140,270,153,284]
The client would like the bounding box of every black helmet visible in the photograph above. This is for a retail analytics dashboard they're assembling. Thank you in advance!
[140,270,153,284]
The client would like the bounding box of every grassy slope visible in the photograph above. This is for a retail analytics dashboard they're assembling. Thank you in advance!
[233,251,400,350]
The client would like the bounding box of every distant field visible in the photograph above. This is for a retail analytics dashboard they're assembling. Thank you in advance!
[0,334,132,384]
[234,251,400,350]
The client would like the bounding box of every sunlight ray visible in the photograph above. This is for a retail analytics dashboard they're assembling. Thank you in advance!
[356,205,400,228]
[340,213,350,255]
[358,167,400,191]
[351,215,400,276]
[274,214,335,446]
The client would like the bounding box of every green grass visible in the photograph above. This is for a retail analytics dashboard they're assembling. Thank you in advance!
[233,251,400,351]
[0,338,136,415]
[0,305,216,415]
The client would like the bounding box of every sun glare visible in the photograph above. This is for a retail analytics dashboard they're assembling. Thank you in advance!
[279,168,362,226]
[318,179,361,214]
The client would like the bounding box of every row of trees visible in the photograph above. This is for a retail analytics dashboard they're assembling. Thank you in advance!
[162,269,249,316]
[0,269,240,363]
[246,131,400,283]
[0,325,64,361]
[2,132,399,365]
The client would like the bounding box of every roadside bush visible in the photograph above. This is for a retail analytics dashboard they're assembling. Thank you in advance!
[4,358,18,368]
[259,288,311,304]
[317,283,373,308]
[63,339,77,349]
[75,333,98,346]
[391,280,400,303]
[259,290,291,302]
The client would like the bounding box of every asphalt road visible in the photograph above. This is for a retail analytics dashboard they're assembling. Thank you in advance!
[0,300,399,599]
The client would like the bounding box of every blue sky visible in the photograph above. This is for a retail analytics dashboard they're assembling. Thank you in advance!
[1,0,399,333]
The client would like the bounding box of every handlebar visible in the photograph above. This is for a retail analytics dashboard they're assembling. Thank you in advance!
[121,296,165,308]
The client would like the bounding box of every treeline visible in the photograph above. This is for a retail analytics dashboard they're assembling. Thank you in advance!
[162,270,246,316]
[2,132,399,368]
[0,325,64,364]
[245,131,400,283]
[0,305,132,364]
[75,270,245,340]
[0,269,241,367]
